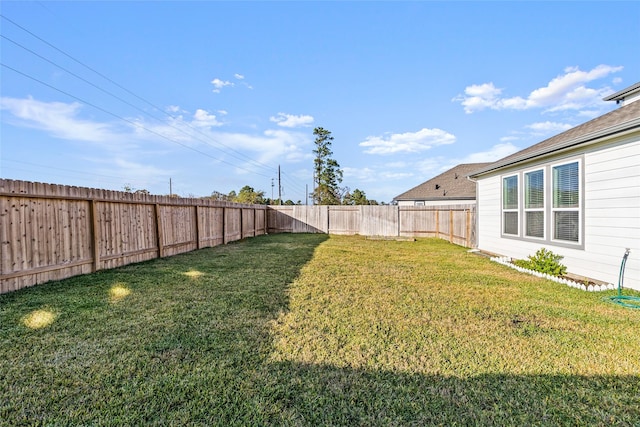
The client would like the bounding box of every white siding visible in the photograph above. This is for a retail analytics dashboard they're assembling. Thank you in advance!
[582,138,640,290]
[476,134,640,291]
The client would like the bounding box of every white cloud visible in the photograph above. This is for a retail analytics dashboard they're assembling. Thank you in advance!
[269,112,315,128]
[193,109,223,127]
[459,142,520,163]
[205,129,312,165]
[500,135,520,142]
[234,73,244,80]
[343,167,376,181]
[359,128,456,155]
[525,121,573,134]
[211,78,234,93]
[1,96,119,143]
[454,64,623,113]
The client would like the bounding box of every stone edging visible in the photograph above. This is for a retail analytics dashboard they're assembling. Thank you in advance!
[489,256,616,292]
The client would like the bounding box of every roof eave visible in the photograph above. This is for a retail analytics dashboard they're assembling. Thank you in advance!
[603,82,640,101]
[469,118,640,178]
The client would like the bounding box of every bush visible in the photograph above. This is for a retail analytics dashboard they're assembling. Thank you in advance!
[513,248,567,277]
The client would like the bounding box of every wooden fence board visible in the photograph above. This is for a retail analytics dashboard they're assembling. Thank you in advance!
[0,179,473,294]
[0,179,268,294]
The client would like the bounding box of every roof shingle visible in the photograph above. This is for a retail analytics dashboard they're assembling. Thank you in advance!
[394,163,491,201]
[469,99,640,177]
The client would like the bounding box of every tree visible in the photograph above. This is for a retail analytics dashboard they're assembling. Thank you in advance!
[312,127,343,205]
[232,185,265,204]
[209,191,229,201]
[344,188,368,205]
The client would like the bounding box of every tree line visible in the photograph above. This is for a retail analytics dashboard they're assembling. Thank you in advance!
[213,127,380,205]
[125,127,381,205]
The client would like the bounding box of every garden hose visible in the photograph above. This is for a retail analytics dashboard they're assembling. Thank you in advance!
[607,249,640,309]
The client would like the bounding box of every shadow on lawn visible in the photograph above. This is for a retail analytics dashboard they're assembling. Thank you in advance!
[257,362,640,426]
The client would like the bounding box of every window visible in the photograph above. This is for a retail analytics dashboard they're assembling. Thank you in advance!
[552,161,580,242]
[414,201,425,206]
[502,175,518,235]
[524,169,544,238]
[499,158,582,247]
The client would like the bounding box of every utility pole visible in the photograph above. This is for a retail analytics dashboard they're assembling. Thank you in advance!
[278,165,282,205]
[271,178,274,201]
[169,178,172,197]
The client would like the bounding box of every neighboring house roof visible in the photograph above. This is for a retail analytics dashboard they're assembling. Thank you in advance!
[469,97,640,178]
[394,163,491,201]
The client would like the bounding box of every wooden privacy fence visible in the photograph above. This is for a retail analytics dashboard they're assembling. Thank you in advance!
[0,179,266,294]
[267,205,476,246]
[1,179,476,294]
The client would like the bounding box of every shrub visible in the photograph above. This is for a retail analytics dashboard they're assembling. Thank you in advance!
[513,248,567,277]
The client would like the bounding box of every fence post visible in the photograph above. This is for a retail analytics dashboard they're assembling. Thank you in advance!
[195,205,201,249]
[222,207,227,244]
[326,205,330,234]
[449,209,454,243]
[155,204,164,258]
[466,210,471,247]
[89,199,100,272]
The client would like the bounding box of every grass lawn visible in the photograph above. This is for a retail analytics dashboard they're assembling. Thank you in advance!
[1,234,639,426]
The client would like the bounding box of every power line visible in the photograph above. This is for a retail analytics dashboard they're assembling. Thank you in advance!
[1,62,273,179]
[0,26,276,174]
[2,158,136,180]
[1,13,310,197]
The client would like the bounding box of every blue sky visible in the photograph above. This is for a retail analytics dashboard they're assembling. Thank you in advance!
[1,1,639,203]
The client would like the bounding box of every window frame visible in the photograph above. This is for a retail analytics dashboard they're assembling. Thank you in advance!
[551,159,582,245]
[499,156,583,249]
[501,174,520,237]
[523,167,545,240]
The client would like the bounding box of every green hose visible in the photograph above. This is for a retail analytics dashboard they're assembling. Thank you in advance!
[608,249,640,309]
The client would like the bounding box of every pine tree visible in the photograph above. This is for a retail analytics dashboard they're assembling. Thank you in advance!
[312,127,343,205]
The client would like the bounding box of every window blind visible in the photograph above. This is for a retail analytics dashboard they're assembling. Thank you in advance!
[553,162,579,208]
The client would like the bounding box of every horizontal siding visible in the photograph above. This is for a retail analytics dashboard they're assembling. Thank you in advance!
[476,175,501,252]
[581,139,640,289]
[476,136,640,291]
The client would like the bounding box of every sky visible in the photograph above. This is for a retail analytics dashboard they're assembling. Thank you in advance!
[1,1,639,203]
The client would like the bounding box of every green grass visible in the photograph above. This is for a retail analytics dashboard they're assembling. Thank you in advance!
[1,234,639,426]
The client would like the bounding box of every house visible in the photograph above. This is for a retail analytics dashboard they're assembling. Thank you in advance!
[394,163,490,206]
[469,82,640,291]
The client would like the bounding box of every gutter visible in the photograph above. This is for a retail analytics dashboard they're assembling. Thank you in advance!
[470,118,640,178]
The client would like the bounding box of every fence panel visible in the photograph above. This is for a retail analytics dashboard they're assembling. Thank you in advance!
[241,208,255,239]
[268,206,328,233]
[328,206,360,235]
[399,208,438,237]
[198,206,225,248]
[97,201,158,270]
[0,179,266,294]
[160,205,198,257]
[1,178,475,294]
[224,207,242,243]
[359,206,399,236]
[0,195,93,293]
